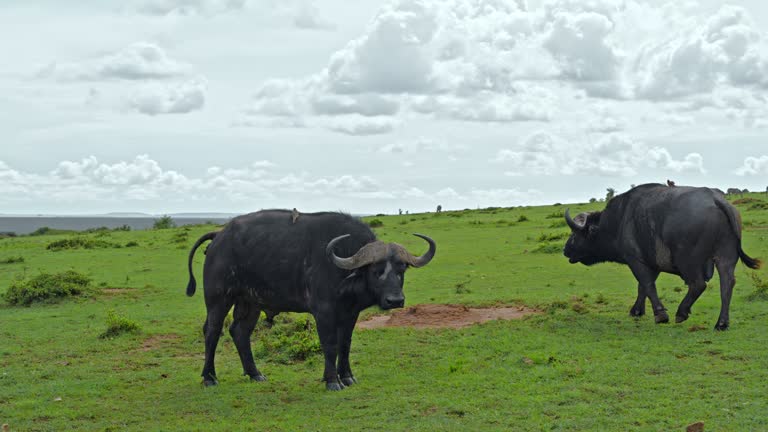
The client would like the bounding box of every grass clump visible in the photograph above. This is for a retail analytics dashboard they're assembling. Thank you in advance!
[99,309,141,339]
[746,273,768,301]
[254,314,321,364]
[537,232,570,242]
[125,241,139,247]
[1,256,25,264]
[531,242,563,254]
[46,237,120,251]
[732,197,762,205]
[517,215,530,222]
[545,211,565,219]
[368,219,384,228]
[749,202,768,211]
[4,270,92,306]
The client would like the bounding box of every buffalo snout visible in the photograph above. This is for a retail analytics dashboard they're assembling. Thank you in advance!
[382,295,405,309]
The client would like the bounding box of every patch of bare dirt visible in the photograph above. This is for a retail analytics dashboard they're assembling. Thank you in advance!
[357,304,539,330]
[139,334,181,351]
[101,288,136,295]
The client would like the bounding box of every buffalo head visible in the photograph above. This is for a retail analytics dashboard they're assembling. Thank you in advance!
[326,233,436,310]
[563,208,604,266]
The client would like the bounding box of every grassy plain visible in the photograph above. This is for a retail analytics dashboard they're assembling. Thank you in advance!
[1,196,768,431]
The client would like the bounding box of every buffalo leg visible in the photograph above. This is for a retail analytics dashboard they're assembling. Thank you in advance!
[675,278,706,323]
[313,312,343,391]
[714,258,737,331]
[229,301,266,382]
[201,299,231,386]
[336,311,360,386]
[629,283,646,317]
[629,263,667,323]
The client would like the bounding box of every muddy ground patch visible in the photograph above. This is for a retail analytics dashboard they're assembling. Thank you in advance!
[357,304,539,329]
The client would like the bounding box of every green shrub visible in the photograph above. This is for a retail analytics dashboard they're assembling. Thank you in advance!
[548,220,567,228]
[368,219,384,228]
[254,314,321,363]
[517,215,529,222]
[4,270,93,305]
[171,231,189,244]
[531,242,563,254]
[746,273,768,301]
[545,211,565,219]
[29,227,51,236]
[0,256,25,264]
[153,215,176,230]
[536,232,570,242]
[46,237,120,251]
[99,309,141,339]
[125,241,139,247]
[749,202,768,211]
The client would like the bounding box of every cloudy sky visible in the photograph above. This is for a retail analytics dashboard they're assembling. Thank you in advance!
[2,0,768,215]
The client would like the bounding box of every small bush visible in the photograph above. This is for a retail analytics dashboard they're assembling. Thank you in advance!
[368,219,384,228]
[517,215,529,222]
[113,224,131,232]
[531,242,562,254]
[99,309,141,339]
[29,227,51,236]
[125,241,139,247]
[171,231,189,244]
[0,256,25,264]
[732,197,762,205]
[153,215,176,230]
[537,232,569,242]
[548,220,568,228]
[0,231,17,239]
[746,273,768,301]
[399,220,408,225]
[545,211,565,219]
[4,270,93,305]
[46,237,120,251]
[254,314,321,363]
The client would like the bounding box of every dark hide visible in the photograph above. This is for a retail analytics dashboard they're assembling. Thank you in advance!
[186,210,435,390]
[564,184,761,330]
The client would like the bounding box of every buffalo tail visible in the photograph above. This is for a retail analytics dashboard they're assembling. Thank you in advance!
[187,232,217,296]
[715,198,762,270]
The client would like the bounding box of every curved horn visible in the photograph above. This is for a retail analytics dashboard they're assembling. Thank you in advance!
[564,208,584,232]
[407,233,436,268]
[326,234,357,270]
[327,234,388,270]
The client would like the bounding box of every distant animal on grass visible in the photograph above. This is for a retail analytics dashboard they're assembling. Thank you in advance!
[186,210,436,390]
[726,188,743,197]
[564,183,761,330]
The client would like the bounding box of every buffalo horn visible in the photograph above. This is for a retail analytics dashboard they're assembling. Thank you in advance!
[404,233,436,268]
[564,208,584,232]
[327,234,388,270]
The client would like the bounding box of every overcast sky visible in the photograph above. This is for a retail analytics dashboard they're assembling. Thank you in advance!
[2,0,768,215]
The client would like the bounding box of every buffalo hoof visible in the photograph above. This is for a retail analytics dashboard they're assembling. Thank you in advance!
[629,307,645,317]
[654,311,669,324]
[715,322,729,331]
[675,313,689,324]
[326,381,346,391]
[249,373,267,382]
[340,376,357,387]
[202,377,218,387]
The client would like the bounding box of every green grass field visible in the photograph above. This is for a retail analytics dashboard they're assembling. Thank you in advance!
[1,196,768,431]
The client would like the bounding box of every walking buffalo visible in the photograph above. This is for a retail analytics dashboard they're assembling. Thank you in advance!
[186,210,436,390]
[564,184,761,330]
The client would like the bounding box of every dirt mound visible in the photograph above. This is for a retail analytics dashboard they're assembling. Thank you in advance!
[357,304,538,330]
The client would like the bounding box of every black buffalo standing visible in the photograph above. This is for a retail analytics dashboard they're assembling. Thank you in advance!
[563,184,761,330]
[186,210,436,390]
